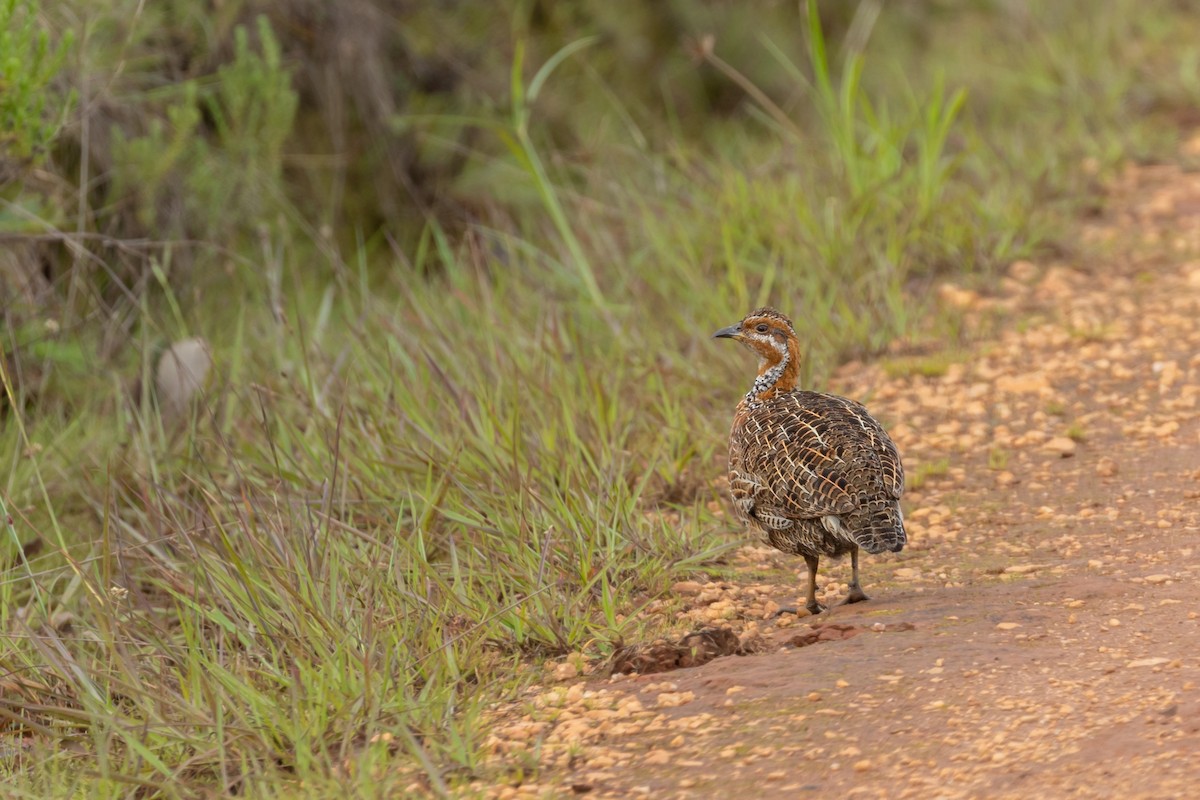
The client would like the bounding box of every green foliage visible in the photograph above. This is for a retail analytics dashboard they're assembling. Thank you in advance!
[109,16,297,241]
[797,2,951,201]
[109,83,203,229]
[882,352,962,380]
[0,0,73,161]
[209,17,297,174]
[908,457,951,491]
[1,257,732,792]
[502,37,607,308]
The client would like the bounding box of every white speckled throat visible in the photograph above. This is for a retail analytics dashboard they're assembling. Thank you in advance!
[746,338,790,406]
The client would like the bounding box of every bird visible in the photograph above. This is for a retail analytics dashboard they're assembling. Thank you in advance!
[713,307,906,615]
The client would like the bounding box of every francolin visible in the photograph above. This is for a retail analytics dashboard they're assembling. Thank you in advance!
[714,307,906,614]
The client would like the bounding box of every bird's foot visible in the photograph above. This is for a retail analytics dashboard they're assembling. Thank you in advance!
[840,587,870,605]
[771,602,827,618]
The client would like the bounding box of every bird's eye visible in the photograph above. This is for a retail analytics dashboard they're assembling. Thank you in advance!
[755,323,769,333]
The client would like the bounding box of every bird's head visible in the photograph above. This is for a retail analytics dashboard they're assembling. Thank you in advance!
[713,307,801,396]
[713,306,797,358]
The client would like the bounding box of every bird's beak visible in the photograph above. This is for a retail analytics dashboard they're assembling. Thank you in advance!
[712,324,742,340]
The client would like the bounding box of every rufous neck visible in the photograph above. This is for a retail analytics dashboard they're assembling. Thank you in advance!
[745,337,800,405]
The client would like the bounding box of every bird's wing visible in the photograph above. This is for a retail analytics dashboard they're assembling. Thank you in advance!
[730,392,902,526]
[828,394,904,500]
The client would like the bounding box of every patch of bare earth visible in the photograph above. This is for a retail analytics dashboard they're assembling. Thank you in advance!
[467,158,1200,798]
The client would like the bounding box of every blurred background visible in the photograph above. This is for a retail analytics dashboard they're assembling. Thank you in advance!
[6,1,1200,335]
[3,0,1200,793]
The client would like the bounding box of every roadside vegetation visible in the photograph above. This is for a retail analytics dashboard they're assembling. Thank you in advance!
[3,0,1200,795]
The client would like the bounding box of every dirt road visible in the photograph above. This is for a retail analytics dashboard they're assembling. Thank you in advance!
[473,159,1200,799]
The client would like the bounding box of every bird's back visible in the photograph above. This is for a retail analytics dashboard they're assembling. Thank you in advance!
[728,390,905,555]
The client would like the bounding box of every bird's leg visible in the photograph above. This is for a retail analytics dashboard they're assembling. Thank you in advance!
[842,546,870,605]
[770,554,828,617]
[804,554,826,615]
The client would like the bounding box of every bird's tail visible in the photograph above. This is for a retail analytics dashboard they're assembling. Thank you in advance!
[854,502,906,555]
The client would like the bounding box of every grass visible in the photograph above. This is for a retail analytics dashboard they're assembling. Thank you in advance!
[881,351,964,380]
[907,458,952,491]
[5,0,1200,795]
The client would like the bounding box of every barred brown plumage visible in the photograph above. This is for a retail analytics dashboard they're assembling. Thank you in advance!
[714,307,906,615]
